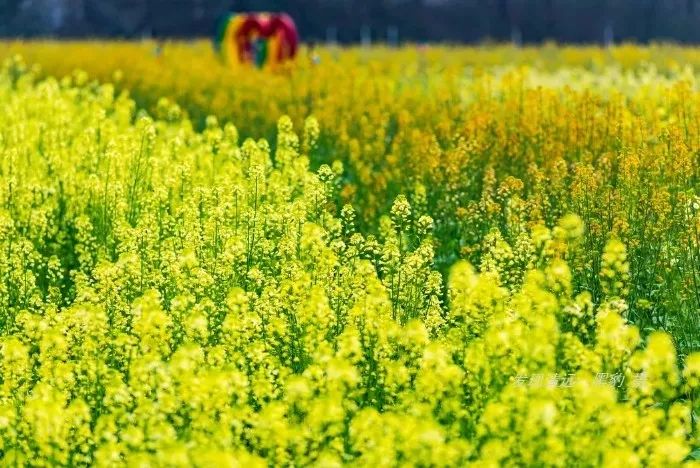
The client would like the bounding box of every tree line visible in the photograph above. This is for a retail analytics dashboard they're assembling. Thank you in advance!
[1,0,699,44]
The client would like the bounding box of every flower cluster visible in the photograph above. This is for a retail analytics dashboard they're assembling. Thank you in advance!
[0,57,698,466]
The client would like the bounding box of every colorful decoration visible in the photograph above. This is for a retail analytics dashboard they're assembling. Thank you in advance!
[215,13,299,69]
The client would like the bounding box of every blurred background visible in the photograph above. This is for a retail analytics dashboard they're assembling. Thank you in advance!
[2,0,700,44]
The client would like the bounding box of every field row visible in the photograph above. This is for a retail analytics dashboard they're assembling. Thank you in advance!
[1,43,700,464]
